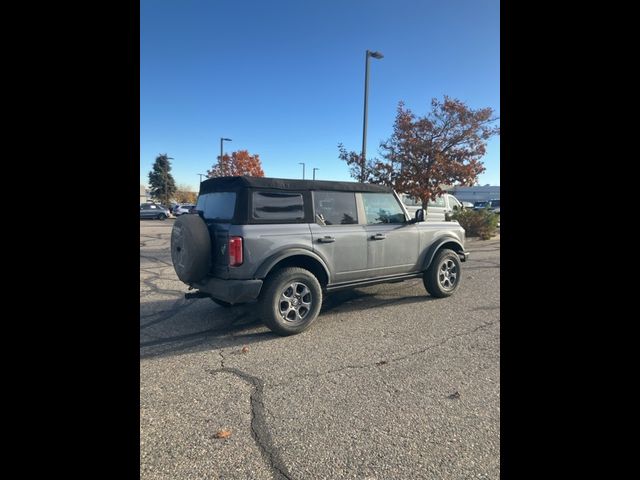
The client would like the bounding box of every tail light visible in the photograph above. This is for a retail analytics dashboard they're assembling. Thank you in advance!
[228,236,243,266]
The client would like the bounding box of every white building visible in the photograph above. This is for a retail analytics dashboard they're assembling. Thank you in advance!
[448,185,500,204]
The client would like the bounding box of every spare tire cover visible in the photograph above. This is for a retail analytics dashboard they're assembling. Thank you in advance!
[171,215,212,283]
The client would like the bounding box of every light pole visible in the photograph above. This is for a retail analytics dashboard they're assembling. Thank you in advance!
[362,50,383,180]
[198,173,206,183]
[312,168,319,180]
[299,162,306,179]
[220,137,232,172]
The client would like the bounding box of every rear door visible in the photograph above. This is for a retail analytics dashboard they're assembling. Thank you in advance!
[309,190,368,284]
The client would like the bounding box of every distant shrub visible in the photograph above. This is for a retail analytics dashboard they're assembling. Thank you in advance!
[451,207,498,240]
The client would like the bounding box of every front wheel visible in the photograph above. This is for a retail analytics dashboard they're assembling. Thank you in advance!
[259,267,322,336]
[157,213,167,220]
[423,248,462,298]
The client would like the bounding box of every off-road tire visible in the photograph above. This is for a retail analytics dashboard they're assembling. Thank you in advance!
[259,267,322,336]
[423,248,461,298]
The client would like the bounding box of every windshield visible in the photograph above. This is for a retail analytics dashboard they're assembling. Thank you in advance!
[196,192,236,220]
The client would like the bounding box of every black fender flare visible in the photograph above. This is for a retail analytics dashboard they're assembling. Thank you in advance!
[422,237,465,271]
[254,248,331,284]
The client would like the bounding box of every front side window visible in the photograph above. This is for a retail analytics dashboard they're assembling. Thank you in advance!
[196,192,237,220]
[313,191,358,225]
[361,193,406,224]
[252,191,304,221]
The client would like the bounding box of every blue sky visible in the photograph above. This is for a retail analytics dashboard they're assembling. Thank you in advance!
[141,0,500,192]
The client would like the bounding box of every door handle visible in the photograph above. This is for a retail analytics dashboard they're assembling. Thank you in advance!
[371,233,386,240]
[318,236,335,243]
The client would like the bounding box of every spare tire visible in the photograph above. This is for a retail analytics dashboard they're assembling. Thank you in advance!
[171,214,212,283]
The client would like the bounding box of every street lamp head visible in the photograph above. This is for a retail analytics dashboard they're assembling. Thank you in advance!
[221,138,232,141]
[369,51,384,59]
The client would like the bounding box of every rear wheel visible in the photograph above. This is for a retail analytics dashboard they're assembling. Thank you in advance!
[423,248,461,298]
[259,267,322,336]
[158,213,167,220]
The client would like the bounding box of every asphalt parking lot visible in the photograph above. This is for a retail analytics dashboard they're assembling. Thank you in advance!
[140,218,500,479]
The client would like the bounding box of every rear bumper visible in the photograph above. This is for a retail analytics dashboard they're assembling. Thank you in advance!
[191,277,263,304]
[459,251,470,262]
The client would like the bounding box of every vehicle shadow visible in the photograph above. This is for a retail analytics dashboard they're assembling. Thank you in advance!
[139,282,436,360]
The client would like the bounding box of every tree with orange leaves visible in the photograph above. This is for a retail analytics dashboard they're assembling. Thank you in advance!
[207,150,265,178]
[339,96,499,208]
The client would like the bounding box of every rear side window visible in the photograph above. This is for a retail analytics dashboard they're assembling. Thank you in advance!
[252,191,304,221]
[196,192,237,220]
[313,191,358,225]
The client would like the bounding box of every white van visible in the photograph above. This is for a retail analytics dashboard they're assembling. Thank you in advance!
[400,193,463,221]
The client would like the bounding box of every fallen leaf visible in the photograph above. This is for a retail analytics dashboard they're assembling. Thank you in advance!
[447,391,461,399]
[375,360,388,366]
[241,346,249,354]
[214,429,232,439]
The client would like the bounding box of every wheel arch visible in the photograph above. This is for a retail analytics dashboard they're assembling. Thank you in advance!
[423,238,465,271]
[254,249,330,288]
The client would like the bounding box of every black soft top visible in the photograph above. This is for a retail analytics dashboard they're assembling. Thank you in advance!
[199,176,392,195]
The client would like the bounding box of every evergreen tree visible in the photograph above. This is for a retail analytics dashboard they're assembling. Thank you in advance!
[148,154,177,206]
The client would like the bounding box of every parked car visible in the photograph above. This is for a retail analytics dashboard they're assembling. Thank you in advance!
[170,176,469,336]
[172,204,196,216]
[461,201,474,209]
[400,193,464,221]
[140,203,170,220]
[473,199,500,213]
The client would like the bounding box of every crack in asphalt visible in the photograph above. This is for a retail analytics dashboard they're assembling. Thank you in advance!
[269,320,498,388]
[208,368,293,480]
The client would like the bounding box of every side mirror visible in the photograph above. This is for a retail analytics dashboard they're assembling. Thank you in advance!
[414,209,424,222]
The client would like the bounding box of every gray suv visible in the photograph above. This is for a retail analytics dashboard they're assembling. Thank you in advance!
[140,203,170,220]
[170,176,469,335]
